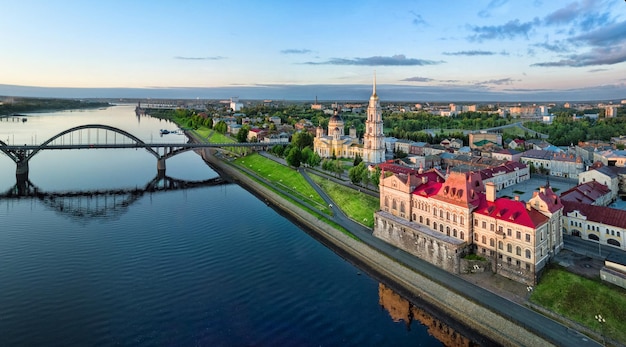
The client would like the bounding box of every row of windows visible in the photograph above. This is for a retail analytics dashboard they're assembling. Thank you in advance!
[474,234,533,259]
[474,220,534,243]
[572,220,623,238]
[479,248,533,271]
[432,207,465,225]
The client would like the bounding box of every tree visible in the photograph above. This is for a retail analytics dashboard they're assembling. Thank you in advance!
[301,147,313,166]
[348,162,365,184]
[236,125,249,143]
[285,147,302,169]
[291,131,314,150]
[308,151,321,167]
[353,153,363,166]
[370,166,382,187]
[214,120,227,134]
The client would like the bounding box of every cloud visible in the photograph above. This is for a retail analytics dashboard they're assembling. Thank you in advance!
[588,68,608,73]
[280,49,312,54]
[442,50,509,56]
[532,21,626,67]
[571,20,626,47]
[544,1,612,31]
[468,19,537,42]
[303,54,444,66]
[544,2,581,26]
[174,56,226,60]
[531,45,626,67]
[476,78,518,86]
[401,76,434,82]
[533,41,570,53]
[409,11,427,26]
[478,0,509,18]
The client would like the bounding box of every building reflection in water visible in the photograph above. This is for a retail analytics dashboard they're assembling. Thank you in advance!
[378,283,479,347]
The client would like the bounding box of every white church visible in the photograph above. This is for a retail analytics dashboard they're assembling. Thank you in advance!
[313,75,386,164]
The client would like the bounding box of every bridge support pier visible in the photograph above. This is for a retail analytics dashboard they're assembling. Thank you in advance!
[157,158,166,178]
[16,161,29,195]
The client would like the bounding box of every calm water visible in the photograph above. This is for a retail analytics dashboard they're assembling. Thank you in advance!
[0,106,479,346]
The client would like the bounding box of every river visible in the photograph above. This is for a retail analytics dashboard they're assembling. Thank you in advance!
[0,105,487,346]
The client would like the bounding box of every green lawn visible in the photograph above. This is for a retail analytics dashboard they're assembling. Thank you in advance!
[530,266,626,343]
[207,131,235,143]
[233,153,328,213]
[310,174,379,228]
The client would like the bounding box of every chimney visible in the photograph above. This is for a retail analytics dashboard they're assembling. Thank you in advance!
[486,182,496,202]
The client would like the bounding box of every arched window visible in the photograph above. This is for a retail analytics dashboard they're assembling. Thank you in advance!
[440,225,444,232]
[525,249,531,259]
[419,216,423,224]
[412,213,416,221]
[498,241,503,250]
[400,201,405,213]
[440,210,444,218]
[516,246,521,256]
[392,199,397,210]
[426,218,430,226]
[474,233,479,241]
[588,234,599,241]
[608,239,621,247]
[507,244,512,253]
[433,222,437,230]
[446,212,450,220]
[460,216,464,225]
[453,229,457,237]
[384,197,389,207]
[490,238,495,247]
[460,231,464,240]
[453,214,457,223]
[482,236,486,244]
[433,207,437,216]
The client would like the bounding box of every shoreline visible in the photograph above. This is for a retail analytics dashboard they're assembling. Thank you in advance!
[188,140,556,346]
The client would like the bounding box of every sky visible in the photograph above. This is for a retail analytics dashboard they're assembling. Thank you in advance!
[1,0,626,101]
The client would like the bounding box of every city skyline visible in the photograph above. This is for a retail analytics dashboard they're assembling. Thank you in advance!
[1,0,626,101]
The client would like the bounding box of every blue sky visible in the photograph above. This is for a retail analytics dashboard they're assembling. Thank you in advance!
[1,0,626,101]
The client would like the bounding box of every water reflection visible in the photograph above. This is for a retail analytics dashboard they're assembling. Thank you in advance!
[1,175,227,220]
[378,283,481,347]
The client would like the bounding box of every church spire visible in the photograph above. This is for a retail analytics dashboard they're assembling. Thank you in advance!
[373,71,377,97]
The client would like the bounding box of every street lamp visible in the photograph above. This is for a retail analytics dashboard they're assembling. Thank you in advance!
[595,314,606,346]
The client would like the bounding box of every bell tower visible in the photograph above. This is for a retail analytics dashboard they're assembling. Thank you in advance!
[363,73,385,163]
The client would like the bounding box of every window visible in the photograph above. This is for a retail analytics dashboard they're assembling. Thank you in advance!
[490,238,495,247]
[490,224,494,231]
[400,201,405,213]
[433,222,437,230]
[474,219,478,226]
[507,244,512,253]
[440,225,444,232]
[384,197,389,207]
[419,216,423,224]
[482,221,487,229]
[618,231,621,237]
[426,218,430,226]
[525,249,531,259]
[460,231,464,240]
[434,208,437,216]
[482,236,486,244]
[516,231,521,239]
[453,214,457,223]
[453,229,457,237]
[474,233,479,241]
[507,228,512,237]
[498,241,503,250]
[526,263,531,271]
[440,210,443,218]
[446,212,450,220]
[516,260,521,267]
[525,233,531,242]
[460,216,464,225]
[516,246,521,256]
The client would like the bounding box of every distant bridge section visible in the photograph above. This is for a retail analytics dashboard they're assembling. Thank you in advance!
[0,124,283,181]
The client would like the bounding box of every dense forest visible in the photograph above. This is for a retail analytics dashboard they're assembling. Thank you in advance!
[0,98,110,115]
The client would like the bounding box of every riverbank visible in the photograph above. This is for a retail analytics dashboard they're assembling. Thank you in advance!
[186,146,563,346]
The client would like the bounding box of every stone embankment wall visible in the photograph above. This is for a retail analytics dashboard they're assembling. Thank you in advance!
[199,149,554,347]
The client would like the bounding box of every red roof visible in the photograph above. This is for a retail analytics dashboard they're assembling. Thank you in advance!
[560,181,611,204]
[432,171,484,207]
[378,162,419,176]
[563,201,626,229]
[532,185,564,213]
[412,171,445,198]
[474,195,548,228]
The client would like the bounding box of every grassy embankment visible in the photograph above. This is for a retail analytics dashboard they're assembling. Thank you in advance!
[530,265,626,344]
[309,174,378,228]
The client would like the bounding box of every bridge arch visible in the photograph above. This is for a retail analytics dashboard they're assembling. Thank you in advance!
[0,139,19,163]
[27,124,160,160]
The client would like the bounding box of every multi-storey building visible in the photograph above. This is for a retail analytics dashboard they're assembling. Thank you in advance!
[373,169,563,285]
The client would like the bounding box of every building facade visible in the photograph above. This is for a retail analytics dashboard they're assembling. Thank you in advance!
[373,169,563,285]
[362,75,386,164]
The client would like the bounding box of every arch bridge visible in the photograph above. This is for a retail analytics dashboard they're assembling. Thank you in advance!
[0,124,280,181]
